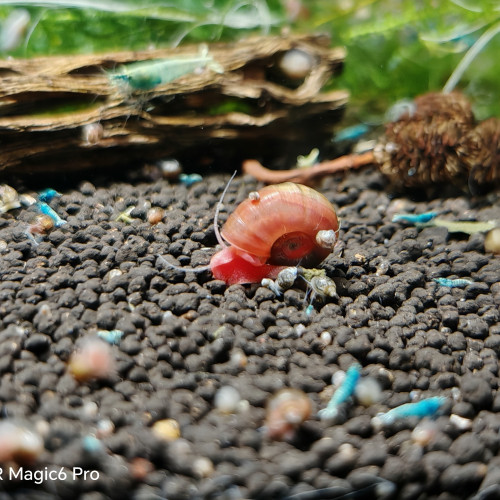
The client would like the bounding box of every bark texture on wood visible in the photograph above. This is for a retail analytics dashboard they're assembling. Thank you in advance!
[0,34,348,174]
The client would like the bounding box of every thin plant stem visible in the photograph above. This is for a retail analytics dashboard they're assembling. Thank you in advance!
[443,20,500,93]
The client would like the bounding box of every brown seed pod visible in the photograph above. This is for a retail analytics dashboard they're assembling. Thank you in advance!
[456,117,500,190]
[375,92,475,189]
[244,91,499,193]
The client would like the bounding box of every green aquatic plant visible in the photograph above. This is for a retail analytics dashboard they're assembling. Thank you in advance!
[292,0,500,118]
[0,0,282,55]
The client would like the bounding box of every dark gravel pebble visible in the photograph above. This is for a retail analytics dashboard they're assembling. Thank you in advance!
[0,166,497,500]
[440,462,488,494]
[461,374,493,409]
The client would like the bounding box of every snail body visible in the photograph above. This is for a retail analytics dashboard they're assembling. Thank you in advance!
[210,182,339,285]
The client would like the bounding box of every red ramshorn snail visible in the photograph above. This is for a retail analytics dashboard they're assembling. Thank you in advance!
[159,177,340,285]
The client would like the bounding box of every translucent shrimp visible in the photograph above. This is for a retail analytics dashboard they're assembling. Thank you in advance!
[109,45,223,92]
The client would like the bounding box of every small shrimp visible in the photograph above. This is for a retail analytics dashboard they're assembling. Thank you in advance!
[109,45,223,92]
[373,396,446,427]
[37,188,60,203]
[433,277,473,288]
[318,363,361,421]
[97,329,124,345]
[35,201,66,227]
[392,211,438,224]
[179,173,203,187]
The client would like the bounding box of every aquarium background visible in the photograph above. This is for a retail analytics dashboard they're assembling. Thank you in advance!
[0,0,499,119]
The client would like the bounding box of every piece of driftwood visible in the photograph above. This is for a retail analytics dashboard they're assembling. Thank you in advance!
[0,34,348,174]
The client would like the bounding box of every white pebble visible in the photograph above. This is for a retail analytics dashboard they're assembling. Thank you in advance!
[355,376,382,406]
[83,401,98,417]
[159,159,182,179]
[449,413,472,431]
[96,418,115,438]
[450,387,461,401]
[38,304,52,316]
[169,438,191,457]
[371,415,383,432]
[230,349,247,368]
[34,420,50,437]
[294,324,306,338]
[409,390,420,401]
[214,386,241,414]
[485,227,500,254]
[375,480,397,499]
[237,399,250,413]
[332,370,346,387]
[411,419,438,446]
[375,260,390,276]
[107,269,123,280]
[192,457,214,478]
[319,331,332,345]
[338,443,356,460]
[0,420,44,463]
[163,311,174,322]
[378,367,394,383]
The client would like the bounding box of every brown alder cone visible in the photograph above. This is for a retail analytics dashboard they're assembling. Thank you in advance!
[456,117,500,190]
[244,91,499,193]
[374,92,476,189]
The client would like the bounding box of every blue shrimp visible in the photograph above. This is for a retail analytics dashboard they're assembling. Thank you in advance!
[333,124,371,143]
[179,173,203,187]
[37,188,60,203]
[318,363,361,421]
[433,277,473,288]
[97,329,123,345]
[392,211,438,224]
[375,396,446,425]
[35,201,66,227]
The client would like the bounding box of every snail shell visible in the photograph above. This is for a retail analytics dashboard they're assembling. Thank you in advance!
[220,183,339,268]
[264,388,312,441]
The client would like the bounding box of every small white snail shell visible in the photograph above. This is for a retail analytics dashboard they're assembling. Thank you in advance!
[316,229,338,250]
[276,266,298,289]
[264,388,312,441]
[278,48,315,80]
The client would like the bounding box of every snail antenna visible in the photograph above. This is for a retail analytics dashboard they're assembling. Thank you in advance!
[213,170,237,247]
[157,254,210,274]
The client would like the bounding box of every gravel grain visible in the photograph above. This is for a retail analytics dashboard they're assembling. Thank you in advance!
[0,166,498,499]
